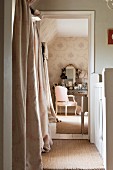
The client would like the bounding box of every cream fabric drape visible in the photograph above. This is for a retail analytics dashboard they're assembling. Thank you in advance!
[35,26,53,152]
[42,42,57,122]
[12,0,42,169]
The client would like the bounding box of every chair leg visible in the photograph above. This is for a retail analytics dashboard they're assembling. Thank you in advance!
[60,106,61,114]
[65,105,67,116]
[81,112,84,134]
[75,106,77,115]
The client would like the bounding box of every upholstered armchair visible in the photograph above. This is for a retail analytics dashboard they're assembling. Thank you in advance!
[55,86,77,116]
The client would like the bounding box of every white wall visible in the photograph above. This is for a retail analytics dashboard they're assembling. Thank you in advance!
[0,0,14,169]
[0,1,4,169]
[33,0,113,74]
[4,0,13,169]
[103,68,113,170]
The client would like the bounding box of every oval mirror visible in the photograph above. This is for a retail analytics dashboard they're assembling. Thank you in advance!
[65,64,76,85]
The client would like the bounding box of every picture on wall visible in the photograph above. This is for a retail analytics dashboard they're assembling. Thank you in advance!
[108,29,113,44]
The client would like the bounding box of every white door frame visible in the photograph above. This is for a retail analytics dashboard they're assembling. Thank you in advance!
[41,11,95,142]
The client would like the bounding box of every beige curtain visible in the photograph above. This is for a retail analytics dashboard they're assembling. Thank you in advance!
[12,0,42,169]
[42,42,57,122]
[34,25,53,152]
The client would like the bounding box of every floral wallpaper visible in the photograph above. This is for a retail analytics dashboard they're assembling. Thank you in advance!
[48,37,88,86]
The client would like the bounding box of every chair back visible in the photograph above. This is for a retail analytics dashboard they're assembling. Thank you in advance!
[55,86,68,102]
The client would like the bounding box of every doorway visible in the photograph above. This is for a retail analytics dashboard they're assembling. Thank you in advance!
[41,11,95,141]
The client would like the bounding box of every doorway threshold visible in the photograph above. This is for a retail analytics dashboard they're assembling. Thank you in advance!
[50,122,89,139]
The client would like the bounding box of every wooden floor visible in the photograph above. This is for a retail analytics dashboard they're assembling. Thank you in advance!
[50,113,89,140]
[56,114,88,134]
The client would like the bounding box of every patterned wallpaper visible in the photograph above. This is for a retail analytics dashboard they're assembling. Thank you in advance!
[40,18,88,86]
[48,37,88,86]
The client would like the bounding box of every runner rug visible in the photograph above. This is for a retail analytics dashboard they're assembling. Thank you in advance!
[42,140,104,170]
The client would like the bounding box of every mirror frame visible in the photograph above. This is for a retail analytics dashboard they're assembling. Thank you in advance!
[65,64,75,84]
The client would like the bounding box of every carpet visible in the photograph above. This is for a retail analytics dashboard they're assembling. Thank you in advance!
[42,140,104,170]
[56,115,88,134]
[44,168,105,170]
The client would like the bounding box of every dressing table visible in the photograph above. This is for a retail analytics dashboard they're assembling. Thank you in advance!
[52,64,88,134]
[67,89,88,111]
[67,88,88,134]
[68,89,88,96]
[59,64,88,106]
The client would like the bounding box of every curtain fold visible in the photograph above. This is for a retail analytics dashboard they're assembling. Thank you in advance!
[12,0,42,169]
[42,42,57,122]
[35,25,53,152]
[26,20,43,170]
[12,0,54,169]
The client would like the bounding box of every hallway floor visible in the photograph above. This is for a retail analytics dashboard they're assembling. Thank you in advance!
[42,139,104,170]
[56,115,88,134]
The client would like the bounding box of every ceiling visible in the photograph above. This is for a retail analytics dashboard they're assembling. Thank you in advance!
[40,18,88,43]
[56,19,88,37]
